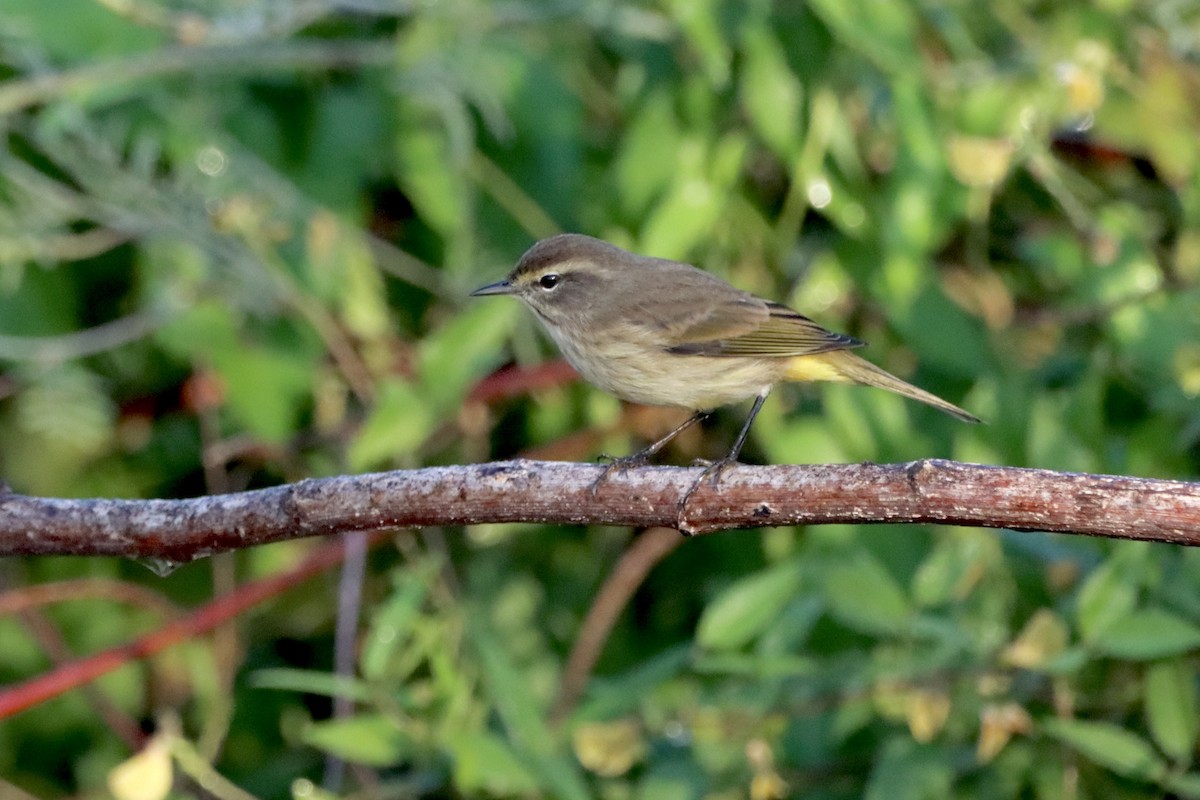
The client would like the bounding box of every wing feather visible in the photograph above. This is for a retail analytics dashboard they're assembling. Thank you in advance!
[610,258,863,358]
[665,301,862,357]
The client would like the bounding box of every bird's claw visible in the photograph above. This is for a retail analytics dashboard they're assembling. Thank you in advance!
[589,453,650,496]
[676,457,742,527]
[701,457,740,487]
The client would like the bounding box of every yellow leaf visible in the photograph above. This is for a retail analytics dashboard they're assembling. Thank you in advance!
[977,703,1032,763]
[946,134,1015,188]
[107,738,173,800]
[1003,609,1069,669]
[751,771,789,800]
[572,719,645,777]
[906,688,952,743]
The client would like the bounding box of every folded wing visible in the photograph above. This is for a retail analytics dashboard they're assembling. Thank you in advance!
[664,299,863,357]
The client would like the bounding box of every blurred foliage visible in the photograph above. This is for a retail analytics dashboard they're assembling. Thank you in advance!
[1,0,1200,798]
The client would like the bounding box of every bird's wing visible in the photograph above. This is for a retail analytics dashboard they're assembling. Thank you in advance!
[664,298,863,357]
[706,302,863,355]
[617,260,863,357]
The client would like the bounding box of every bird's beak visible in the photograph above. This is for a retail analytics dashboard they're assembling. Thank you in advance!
[470,279,518,297]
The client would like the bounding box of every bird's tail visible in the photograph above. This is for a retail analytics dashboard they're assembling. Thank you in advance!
[784,350,981,423]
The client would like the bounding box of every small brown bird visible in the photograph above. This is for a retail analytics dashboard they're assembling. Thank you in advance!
[473,234,978,486]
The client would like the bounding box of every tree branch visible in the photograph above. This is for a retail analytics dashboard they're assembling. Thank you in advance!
[1,459,1198,560]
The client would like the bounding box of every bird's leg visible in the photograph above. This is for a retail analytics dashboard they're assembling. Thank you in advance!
[677,389,770,517]
[590,410,707,495]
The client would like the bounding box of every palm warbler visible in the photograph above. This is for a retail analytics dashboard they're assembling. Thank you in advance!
[472,234,978,484]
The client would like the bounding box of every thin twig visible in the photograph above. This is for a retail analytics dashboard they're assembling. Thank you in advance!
[0,459,1198,559]
[0,40,396,115]
[0,578,182,618]
[0,227,130,263]
[326,533,367,793]
[467,152,562,239]
[0,311,165,362]
[16,608,145,747]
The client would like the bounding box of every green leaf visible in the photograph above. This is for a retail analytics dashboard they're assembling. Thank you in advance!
[0,0,160,61]
[640,134,747,260]
[663,0,731,87]
[393,98,467,240]
[912,530,995,607]
[0,256,80,335]
[361,571,432,681]
[472,623,590,800]
[823,553,912,636]
[347,379,435,470]
[1091,608,1200,660]
[211,345,315,442]
[1076,546,1145,642]
[473,622,553,753]
[692,653,816,678]
[248,668,371,702]
[325,221,392,340]
[450,732,541,796]
[739,25,803,161]
[579,645,691,721]
[297,89,390,212]
[1042,718,1167,782]
[635,763,705,800]
[615,92,681,217]
[302,714,410,766]
[894,284,988,378]
[1165,772,1200,800]
[1145,658,1199,763]
[156,302,315,442]
[893,71,947,175]
[696,559,803,651]
[758,594,825,655]
[154,302,238,355]
[1138,56,1200,184]
[806,0,918,75]
[863,737,953,800]
[417,299,518,412]
[15,367,115,459]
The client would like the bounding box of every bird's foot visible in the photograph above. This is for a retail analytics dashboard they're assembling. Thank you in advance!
[691,455,742,487]
[589,452,651,497]
[675,456,742,530]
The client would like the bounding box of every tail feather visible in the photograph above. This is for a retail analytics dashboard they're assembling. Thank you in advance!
[786,351,981,423]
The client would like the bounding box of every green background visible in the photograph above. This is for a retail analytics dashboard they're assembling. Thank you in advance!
[2,0,1200,797]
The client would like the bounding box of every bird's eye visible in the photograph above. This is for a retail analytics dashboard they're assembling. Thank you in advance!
[537,273,561,290]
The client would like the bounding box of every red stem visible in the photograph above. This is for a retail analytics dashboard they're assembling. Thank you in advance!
[0,532,386,719]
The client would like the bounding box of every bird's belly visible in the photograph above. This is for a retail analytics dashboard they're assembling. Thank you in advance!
[552,333,781,410]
